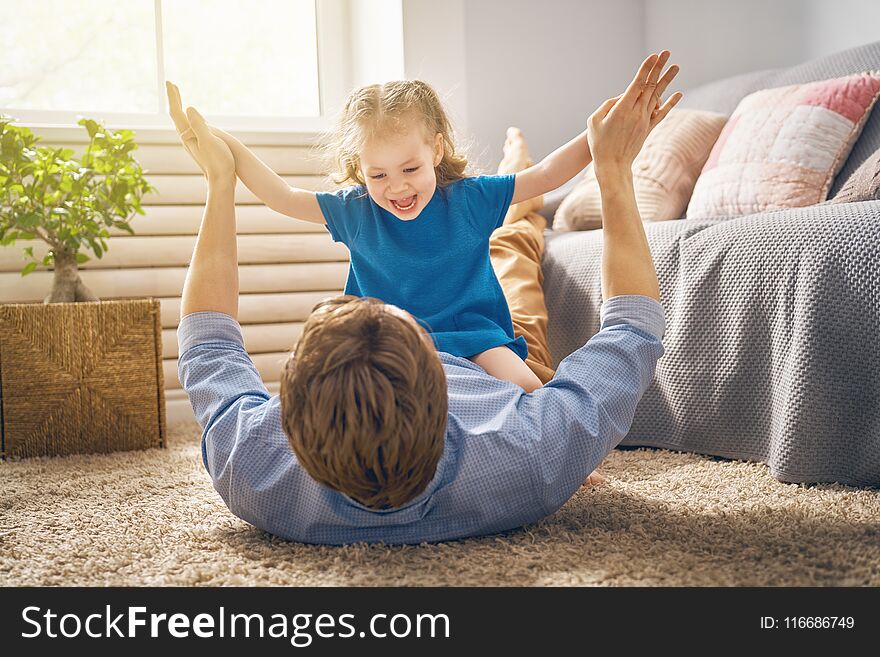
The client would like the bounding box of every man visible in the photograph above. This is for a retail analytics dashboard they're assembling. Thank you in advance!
[169,52,679,545]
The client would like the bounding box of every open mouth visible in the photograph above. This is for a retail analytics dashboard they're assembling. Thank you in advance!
[391,195,417,212]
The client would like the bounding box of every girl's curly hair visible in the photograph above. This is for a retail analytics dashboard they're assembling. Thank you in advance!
[318,79,469,188]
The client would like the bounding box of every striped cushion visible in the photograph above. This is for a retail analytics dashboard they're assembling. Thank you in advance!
[554,108,728,231]
[687,72,880,218]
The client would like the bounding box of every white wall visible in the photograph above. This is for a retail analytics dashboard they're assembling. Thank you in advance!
[402,0,470,149]
[461,0,645,172]
[401,0,880,175]
[644,0,808,92]
[645,0,880,91]
[803,0,880,61]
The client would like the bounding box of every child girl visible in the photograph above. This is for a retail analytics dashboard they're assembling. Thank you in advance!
[186,51,677,393]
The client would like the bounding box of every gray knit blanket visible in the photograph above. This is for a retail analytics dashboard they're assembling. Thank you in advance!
[542,200,880,487]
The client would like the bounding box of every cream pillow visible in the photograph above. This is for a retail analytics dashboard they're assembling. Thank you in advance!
[554,108,728,231]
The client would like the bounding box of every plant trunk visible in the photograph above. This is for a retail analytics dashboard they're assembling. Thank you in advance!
[43,248,100,304]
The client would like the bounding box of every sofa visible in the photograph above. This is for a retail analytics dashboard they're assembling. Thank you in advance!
[540,41,880,488]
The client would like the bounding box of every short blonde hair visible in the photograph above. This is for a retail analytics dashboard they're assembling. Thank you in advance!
[320,79,469,188]
[279,296,448,510]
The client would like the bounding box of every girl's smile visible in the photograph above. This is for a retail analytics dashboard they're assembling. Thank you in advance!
[390,195,418,212]
[359,120,444,221]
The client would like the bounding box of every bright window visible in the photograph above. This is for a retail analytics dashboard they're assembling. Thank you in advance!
[162,0,320,118]
[0,0,348,132]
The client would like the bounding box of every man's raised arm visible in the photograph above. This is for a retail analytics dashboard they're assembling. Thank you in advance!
[166,81,240,320]
[517,51,680,512]
[587,51,681,302]
[180,174,238,320]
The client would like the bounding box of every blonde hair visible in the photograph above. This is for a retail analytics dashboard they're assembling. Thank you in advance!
[280,295,448,510]
[319,80,469,188]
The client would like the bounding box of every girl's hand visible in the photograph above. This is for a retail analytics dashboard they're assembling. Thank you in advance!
[587,51,682,180]
[166,81,235,183]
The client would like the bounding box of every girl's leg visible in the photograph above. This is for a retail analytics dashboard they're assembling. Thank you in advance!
[498,127,543,225]
[468,345,544,393]
[491,127,555,384]
[489,217,555,384]
[492,128,606,487]
[469,345,607,486]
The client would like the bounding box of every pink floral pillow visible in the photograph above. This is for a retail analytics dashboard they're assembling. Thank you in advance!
[687,72,880,218]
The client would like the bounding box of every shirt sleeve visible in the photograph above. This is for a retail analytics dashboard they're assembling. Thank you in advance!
[315,185,367,246]
[178,312,330,540]
[176,311,272,474]
[515,295,666,515]
[464,174,516,237]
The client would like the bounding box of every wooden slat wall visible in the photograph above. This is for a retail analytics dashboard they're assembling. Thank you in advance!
[0,138,348,424]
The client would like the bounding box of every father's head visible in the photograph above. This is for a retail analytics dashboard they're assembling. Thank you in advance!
[280,295,447,510]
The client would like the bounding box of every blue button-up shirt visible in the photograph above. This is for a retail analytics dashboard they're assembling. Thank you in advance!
[177,295,665,545]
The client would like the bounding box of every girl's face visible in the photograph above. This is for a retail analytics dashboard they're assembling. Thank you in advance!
[359,122,443,221]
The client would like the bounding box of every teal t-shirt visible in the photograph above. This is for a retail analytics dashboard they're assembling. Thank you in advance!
[315,174,528,360]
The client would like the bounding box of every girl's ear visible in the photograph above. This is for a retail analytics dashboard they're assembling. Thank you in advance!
[433,133,444,167]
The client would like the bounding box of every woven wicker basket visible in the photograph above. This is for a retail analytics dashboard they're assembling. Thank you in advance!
[0,298,166,458]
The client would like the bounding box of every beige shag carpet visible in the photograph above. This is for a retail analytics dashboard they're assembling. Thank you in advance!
[2,421,878,586]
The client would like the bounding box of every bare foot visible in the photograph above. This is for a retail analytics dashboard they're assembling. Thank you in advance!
[497,127,544,224]
[581,470,607,488]
[498,127,533,175]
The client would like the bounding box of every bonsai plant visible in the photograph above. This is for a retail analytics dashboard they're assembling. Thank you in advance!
[0,117,165,459]
[0,115,155,302]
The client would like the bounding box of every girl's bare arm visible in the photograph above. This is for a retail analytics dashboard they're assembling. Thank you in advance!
[209,127,326,225]
[510,128,593,206]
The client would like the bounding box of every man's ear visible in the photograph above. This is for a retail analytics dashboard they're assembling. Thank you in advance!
[433,133,444,167]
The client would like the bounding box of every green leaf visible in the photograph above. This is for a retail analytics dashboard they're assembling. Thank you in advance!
[24,246,33,257]
[18,212,41,228]
[21,261,37,276]
[78,118,100,139]
[3,115,151,261]
[76,252,90,264]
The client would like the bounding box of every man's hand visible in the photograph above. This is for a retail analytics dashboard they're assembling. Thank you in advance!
[166,81,235,184]
[587,51,681,180]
